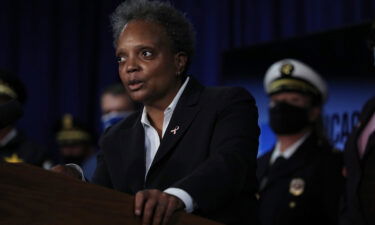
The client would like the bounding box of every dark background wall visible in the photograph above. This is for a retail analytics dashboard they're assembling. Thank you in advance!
[0,0,375,155]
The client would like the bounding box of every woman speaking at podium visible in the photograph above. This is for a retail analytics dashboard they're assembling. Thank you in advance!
[53,1,260,225]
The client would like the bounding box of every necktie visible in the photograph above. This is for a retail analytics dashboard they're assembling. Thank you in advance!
[270,156,286,172]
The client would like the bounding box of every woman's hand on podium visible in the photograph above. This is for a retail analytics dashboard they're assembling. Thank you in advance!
[50,164,84,180]
[135,189,184,225]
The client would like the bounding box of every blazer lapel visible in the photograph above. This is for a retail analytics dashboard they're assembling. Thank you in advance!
[108,117,146,193]
[257,152,272,191]
[362,131,375,160]
[350,125,364,167]
[147,78,203,176]
[357,99,375,159]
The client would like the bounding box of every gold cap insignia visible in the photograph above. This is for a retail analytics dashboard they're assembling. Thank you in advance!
[280,63,294,76]
[4,153,24,163]
[0,80,18,99]
[289,178,305,196]
[289,201,296,208]
[56,114,91,144]
[62,114,73,129]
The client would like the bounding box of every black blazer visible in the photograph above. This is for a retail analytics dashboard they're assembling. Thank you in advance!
[257,134,343,225]
[92,78,260,225]
[341,96,375,225]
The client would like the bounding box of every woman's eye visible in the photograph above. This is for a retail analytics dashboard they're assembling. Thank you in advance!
[117,56,125,63]
[142,51,152,57]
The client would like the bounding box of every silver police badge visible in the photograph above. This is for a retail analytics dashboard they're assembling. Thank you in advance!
[289,178,305,196]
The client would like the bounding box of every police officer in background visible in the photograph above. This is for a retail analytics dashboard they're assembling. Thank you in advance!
[0,69,48,166]
[100,83,139,131]
[257,59,344,225]
[55,114,97,180]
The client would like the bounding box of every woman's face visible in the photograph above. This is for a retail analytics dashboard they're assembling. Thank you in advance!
[116,20,187,107]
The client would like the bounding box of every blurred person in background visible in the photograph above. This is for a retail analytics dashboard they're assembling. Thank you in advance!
[55,114,97,180]
[341,96,375,225]
[257,59,344,225]
[0,69,48,167]
[340,23,375,225]
[100,83,138,131]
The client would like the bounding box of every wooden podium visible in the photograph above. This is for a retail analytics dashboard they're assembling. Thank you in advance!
[0,163,222,225]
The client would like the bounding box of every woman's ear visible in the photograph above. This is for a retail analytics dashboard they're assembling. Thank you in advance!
[174,52,188,75]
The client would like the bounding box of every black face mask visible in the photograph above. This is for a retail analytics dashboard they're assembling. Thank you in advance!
[0,99,23,129]
[269,102,310,135]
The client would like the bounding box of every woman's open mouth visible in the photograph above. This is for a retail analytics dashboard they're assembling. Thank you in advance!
[128,80,144,91]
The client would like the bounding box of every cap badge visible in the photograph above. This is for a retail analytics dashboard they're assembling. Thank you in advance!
[280,63,294,76]
[289,178,305,196]
[62,114,73,129]
[4,153,24,163]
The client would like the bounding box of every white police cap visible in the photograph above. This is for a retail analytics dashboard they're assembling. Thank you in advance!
[264,58,328,102]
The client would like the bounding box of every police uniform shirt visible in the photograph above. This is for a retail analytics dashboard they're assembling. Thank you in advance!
[257,132,343,225]
[270,132,310,165]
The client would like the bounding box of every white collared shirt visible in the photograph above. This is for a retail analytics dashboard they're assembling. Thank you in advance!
[270,132,310,165]
[140,77,194,213]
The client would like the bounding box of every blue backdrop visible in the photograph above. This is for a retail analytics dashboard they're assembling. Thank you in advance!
[1,0,375,154]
